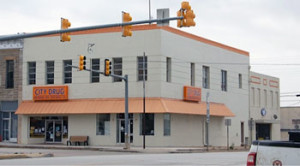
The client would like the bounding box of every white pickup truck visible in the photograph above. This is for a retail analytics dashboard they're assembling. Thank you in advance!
[247,131,300,166]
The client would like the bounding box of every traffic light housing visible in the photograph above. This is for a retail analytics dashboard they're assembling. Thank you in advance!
[177,1,196,28]
[79,55,86,71]
[104,59,111,76]
[61,18,71,42]
[122,12,132,37]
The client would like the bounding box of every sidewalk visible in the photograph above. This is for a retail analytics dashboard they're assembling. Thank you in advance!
[0,142,207,153]
[0,142,249,159]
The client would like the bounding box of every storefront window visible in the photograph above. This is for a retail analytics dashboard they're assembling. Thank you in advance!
[164,114,171,136]
[63,117,68,138]
[29,116,68,139]
[30,117,46,138]
[140,113,154,135]
[96,114,110,135]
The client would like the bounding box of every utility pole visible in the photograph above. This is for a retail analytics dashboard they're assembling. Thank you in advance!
[206,92,210,151]
[124,75,130,149]
[143,52,146,149]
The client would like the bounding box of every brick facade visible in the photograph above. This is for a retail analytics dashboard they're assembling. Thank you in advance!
[0,49,22,101]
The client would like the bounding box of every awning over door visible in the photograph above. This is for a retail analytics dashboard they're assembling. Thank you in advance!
[16,98,235,117]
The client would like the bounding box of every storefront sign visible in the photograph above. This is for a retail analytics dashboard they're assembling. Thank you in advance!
[183,86,201,102]
[33,86,68,101]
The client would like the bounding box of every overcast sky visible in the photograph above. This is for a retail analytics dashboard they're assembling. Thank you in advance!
[1,0,299,107]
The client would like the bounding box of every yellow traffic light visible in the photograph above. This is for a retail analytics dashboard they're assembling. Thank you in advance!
[122,12,132,37]
[181,1,191,10]
[79,55,86,71]
[104,59,111,76]
[186,10,196,27]
[61,18,71,42]
[177,1,196,28]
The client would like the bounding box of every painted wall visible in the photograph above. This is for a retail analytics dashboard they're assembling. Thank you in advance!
[20,113,232,147]
[250,71,280,141]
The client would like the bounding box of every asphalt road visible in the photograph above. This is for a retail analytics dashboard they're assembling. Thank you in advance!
[0,150,248,165]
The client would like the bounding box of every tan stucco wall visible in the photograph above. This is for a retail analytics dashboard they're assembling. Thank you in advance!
[250,72,280,141]
[20,113,239,147]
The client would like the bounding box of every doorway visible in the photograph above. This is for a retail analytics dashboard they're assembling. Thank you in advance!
[117,114,133,143]
[256,123,271,140]
[2,112,18,142]
[45,120,63,143]
[241,122,244,146]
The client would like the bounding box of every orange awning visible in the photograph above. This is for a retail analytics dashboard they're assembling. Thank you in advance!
[16,98,234,117]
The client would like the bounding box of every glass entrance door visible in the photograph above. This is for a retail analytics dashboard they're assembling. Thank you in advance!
[2,112,17,142]
[117,114,133,143]
[45,120,62,143]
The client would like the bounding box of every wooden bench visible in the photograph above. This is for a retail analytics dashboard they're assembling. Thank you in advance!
[67,136,89,146]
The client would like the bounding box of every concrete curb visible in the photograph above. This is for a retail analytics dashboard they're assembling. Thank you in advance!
[0,143,249,155]
[0,144,206,154]
[0,153,53,160]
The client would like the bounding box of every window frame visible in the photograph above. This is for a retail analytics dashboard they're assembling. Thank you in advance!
[139,113,154,135]
[191,63,195,86]
[46,61,55,84]
[113,57,122,82]
[6,60,14,88]
[202,66,210,89]
[63,60,72,84]
[28,61,36,85]
[238,73,242,89]
[163,113,171,136]
[137,56,147,81]
[166,57,171,82]
[221,70,227,91]
[96,114,110,135]
[91,58,100,83]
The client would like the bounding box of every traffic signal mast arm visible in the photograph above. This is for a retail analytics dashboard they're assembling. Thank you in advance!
[0,16,184,41]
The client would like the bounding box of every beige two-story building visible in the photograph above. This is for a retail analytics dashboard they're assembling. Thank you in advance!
[15,24,251,147]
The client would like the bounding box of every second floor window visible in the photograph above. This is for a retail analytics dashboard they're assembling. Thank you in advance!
[137,56,147,81]
[113,58,122,82]
[166,57,171,82]
[63,60,72,84]
[202,66,210,89]
[239,74,242,89]
[6,60,14,88]
[221,70,227,91]
[91,59,100,83]
[191,63,195,86]
[46,61,54,84]
[28,62,36,85]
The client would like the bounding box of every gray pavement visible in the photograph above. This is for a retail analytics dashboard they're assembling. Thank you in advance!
[0,142,249,163]
[0,151,249,165]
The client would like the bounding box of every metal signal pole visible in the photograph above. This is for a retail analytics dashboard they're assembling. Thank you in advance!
[143,52,146,149]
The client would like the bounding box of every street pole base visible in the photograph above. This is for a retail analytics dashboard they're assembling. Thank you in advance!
[124,134,130,149]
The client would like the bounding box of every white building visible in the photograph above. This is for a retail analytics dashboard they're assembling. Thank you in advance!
[16,24,250,147]
[249,71,280,141]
